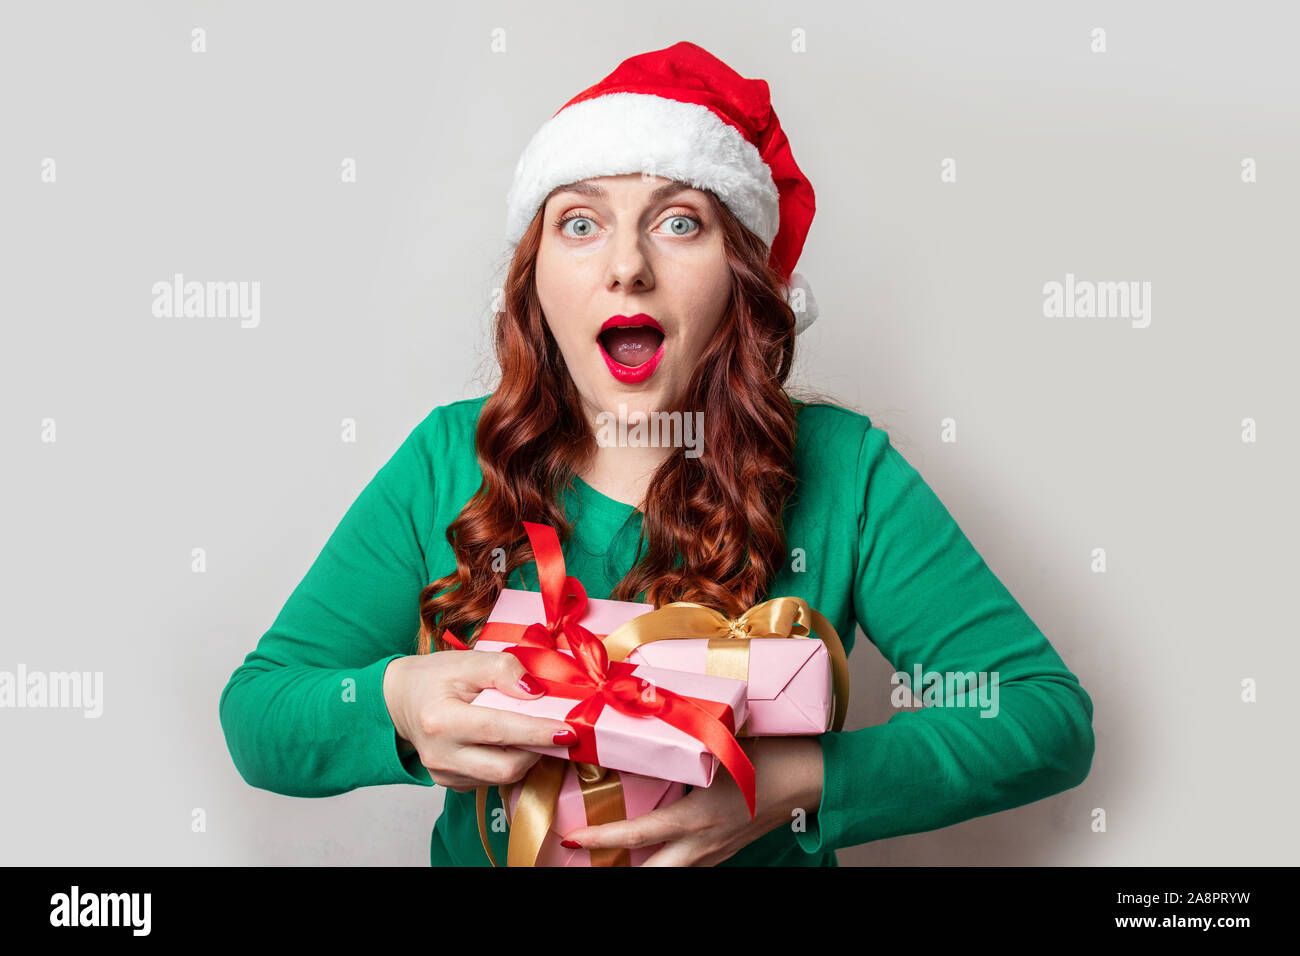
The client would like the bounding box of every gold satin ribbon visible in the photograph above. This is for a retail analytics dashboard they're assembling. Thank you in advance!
[573,762,631,868]
[476,758,631,867]
[600,596,850,734]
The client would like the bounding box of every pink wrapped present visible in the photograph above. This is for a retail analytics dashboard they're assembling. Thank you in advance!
[503,764,685,867]
[472,634,748,787]
[600,598,851,735]
[481,586,654,648]
[453,520,756,823]
[448,521,759,866]
[624,636,832,735]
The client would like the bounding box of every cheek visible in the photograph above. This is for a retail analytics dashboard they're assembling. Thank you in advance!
[693,251,733,327]
[535,246,578,343]
[688,243,731,309]
[535,244,557,308]
[664,243,728,300]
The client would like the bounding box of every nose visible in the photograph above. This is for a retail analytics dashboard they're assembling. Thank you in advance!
[603,227,654,293]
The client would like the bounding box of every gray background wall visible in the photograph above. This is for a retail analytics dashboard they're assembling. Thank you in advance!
[2,0,1295,865]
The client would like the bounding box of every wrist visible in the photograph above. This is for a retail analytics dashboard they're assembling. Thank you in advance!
[381,656,415,753]
[748,736,824,826]
[780,736,823,812]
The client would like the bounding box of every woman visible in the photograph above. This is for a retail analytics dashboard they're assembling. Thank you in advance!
[219,41,1094,867]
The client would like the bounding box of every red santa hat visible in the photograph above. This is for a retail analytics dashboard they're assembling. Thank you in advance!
[505,40,819,334]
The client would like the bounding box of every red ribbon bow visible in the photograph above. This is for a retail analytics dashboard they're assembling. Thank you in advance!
[443,520,756,818]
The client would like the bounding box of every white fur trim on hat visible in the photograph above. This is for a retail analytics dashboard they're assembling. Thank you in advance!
[786,271,818,334]
[505,91,780,248]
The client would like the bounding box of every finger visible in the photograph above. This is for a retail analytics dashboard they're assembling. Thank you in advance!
[452,649,545,700]
[429,771,480,792]
[639,839,701,867]
[448,697,576,749]
[454,743,543,786]
[562,807,684,851]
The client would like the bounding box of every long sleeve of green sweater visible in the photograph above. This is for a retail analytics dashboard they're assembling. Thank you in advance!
[793,423,1095,853]
[218,416,438,796]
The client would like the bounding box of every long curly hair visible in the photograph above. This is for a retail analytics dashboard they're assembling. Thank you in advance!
[416,183,840,654]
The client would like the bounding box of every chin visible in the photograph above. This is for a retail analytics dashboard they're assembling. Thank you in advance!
[586,384,653,419]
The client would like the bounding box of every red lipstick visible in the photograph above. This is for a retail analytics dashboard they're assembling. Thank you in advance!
[598,313,665,384]
[600,314,665,335]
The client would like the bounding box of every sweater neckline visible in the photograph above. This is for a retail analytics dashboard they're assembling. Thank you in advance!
[568,472,642,524]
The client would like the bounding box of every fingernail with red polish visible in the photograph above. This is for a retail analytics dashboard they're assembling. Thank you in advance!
[560,839,582,849]
[518,674,544,695]
[553,728,578,746]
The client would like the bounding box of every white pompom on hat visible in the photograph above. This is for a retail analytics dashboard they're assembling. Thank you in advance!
[505,41,819,334]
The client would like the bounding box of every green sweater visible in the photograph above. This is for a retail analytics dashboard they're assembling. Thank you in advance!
[219,394,1094,866]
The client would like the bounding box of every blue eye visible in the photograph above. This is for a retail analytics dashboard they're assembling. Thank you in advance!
[556,213,596,237]
[661,215,699,236]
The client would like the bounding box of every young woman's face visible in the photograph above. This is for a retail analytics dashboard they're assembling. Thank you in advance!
[535,174,731,422]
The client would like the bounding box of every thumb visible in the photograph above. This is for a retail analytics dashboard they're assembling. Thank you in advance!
[477,649,546,700]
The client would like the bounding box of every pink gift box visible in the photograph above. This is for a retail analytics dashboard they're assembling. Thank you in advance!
[472,639,747,786]
[483,587,655,641]
[506,767,685,867]
[624,638,832,736]
[469,589,749,787]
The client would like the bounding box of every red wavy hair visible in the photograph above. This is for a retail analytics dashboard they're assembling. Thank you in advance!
[416,184,841,654]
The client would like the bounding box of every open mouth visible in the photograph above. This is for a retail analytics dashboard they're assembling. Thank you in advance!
[597,314,666,384]
[597,325,665,368]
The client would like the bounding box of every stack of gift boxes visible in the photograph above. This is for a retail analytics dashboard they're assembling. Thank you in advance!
[441,520,848,867]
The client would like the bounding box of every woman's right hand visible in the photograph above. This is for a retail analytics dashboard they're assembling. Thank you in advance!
[381,649,576,792]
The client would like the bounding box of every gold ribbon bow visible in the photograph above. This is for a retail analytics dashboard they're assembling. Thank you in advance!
[600,596,850,734]
[477,757,633,867]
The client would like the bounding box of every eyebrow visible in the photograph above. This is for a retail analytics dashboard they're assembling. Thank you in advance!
[547,180,696,206]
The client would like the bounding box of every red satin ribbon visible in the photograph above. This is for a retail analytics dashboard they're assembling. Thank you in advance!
[444,520,756,819]
[503,640,756,818]
[472,520,594,651]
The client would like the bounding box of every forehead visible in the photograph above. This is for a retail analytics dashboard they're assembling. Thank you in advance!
[544,178,705,206]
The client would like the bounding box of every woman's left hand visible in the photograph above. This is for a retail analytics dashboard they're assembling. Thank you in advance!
[558,736,824,866]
